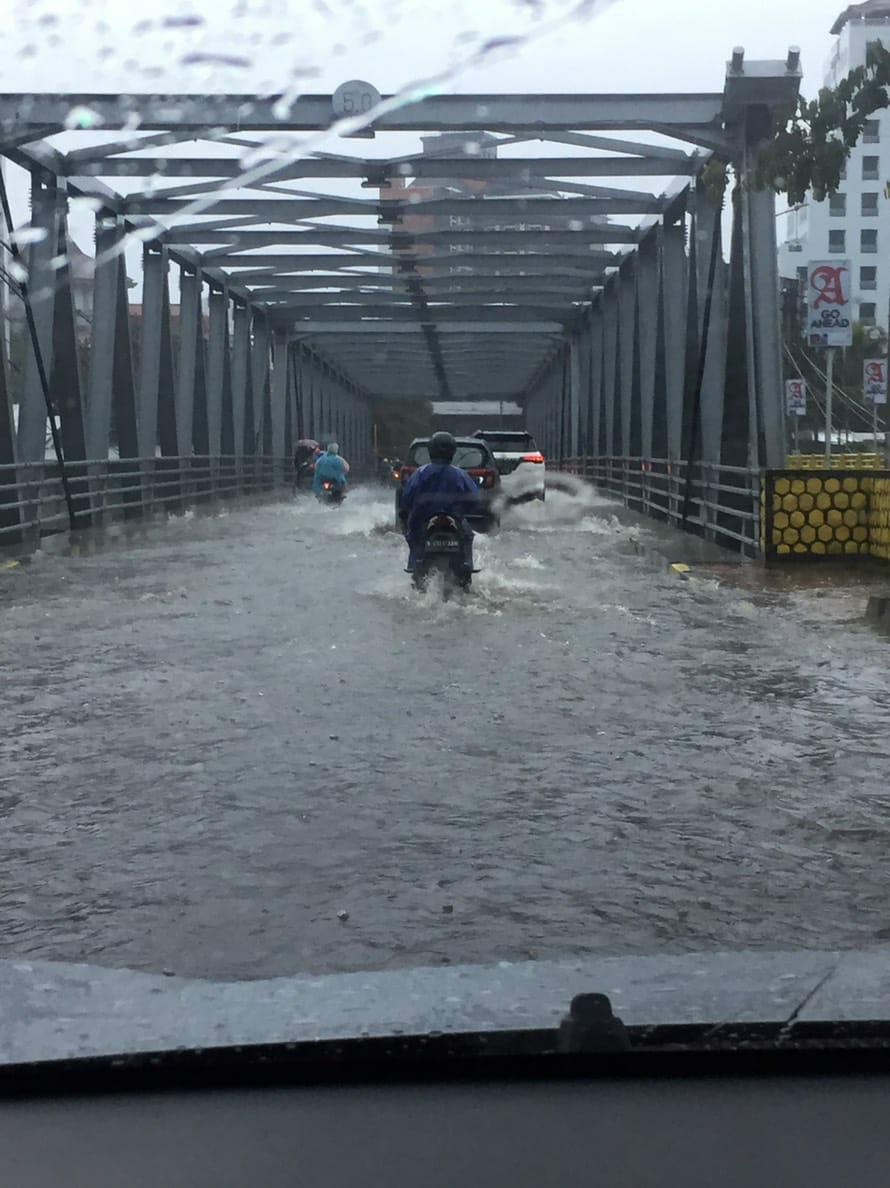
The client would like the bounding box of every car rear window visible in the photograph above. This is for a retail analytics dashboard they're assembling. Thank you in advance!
[477,433,537,454]
[410,444,490,469]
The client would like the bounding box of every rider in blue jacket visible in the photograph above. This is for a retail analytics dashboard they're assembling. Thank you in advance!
[312,443,349,494]
[401,432,481,571]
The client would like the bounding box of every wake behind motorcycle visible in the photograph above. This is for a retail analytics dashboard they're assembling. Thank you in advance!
[411,514,474,596]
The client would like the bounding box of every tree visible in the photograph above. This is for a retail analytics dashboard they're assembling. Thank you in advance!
[758,42,890,203]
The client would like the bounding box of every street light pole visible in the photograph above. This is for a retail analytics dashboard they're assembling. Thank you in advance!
[886,279,890,467]
[825,348,834,464]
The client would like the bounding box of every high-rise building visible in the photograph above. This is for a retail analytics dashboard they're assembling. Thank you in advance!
[778,1,890,331]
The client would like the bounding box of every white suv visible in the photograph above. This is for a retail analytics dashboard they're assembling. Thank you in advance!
[472,430,546,503]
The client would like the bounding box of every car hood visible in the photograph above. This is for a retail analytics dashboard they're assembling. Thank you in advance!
[2,946,890,1065]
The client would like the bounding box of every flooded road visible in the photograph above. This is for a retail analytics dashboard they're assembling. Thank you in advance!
[2,484,890,981]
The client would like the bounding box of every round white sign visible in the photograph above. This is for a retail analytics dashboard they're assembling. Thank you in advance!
[332,80,381,120]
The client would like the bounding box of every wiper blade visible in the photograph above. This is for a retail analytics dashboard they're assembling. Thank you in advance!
[10,1014,890,1100]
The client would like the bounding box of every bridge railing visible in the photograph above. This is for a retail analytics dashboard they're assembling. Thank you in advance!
[555,456,762,556]
[0,455,293,548]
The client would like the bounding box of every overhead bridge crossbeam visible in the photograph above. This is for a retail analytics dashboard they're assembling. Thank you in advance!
[0,56,800,555]
[0,92,727,133]
[68,156,700,180]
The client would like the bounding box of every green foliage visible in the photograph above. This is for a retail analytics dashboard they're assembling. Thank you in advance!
[758,41,890,204]
[701,159,729,207]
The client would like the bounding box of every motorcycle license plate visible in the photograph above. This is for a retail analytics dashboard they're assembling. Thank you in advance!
[428,536,460,550]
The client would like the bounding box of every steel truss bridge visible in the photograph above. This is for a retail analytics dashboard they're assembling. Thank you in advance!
[0,50,801,551]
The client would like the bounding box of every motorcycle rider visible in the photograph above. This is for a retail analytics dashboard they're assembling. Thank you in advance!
[312,442,349,497]
[400,431,481,574]
[293,441,316,491]
[376,454,393,485]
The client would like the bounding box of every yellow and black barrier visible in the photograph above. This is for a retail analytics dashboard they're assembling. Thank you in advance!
[871,476,890,562]
[786,453,885,471]
[762,470,890,561]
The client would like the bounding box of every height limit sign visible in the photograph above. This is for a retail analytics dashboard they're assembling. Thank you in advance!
[807,260,853,348]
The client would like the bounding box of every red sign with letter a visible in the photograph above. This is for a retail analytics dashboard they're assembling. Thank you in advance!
[807,260,853,348]
[864,359,888,405]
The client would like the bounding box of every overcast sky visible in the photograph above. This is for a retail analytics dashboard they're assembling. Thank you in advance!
[1,0,853,286]
[2,0,854,99]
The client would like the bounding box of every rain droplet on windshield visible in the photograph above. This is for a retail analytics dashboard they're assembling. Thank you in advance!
[10,226,48,247]
[180,52,253,68]
[162,14,205,28]
[64,105,104,130]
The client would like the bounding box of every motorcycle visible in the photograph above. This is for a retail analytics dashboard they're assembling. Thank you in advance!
[387,459,404,490]
[316,479,346,507]
[411,514,473,596]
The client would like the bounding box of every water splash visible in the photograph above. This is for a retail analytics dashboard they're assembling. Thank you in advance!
[364,532,557,617]
[501,477,640,540]
[330,493,399,539]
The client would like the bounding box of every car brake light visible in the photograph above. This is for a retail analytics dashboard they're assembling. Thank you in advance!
[467,467,496,489]
[520,453,545,463]
[400,466,416,481]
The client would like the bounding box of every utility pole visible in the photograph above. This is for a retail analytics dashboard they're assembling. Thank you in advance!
[886,278,890,467]
[825,349,834,464]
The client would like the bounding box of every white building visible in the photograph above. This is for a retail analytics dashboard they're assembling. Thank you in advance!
[778,0,890,331]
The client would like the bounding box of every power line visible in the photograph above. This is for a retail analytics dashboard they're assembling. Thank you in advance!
[785,343,884,443]
[796,345,877,420]
[788,344,877,426]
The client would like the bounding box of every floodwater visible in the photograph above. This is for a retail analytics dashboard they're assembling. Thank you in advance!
[2,483,890,981]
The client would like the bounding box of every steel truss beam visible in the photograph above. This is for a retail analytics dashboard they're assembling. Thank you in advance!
[119,196,664,219]
[290,322,564,335]
[0,92,725,133]
[0,69,794,452]
[241,276,604,295]
[70,155,698,180]
[254,289,593,307]
[228,269,605,286]
[168,229,641,248]
[279,305,576,322]
[214,251,623,272]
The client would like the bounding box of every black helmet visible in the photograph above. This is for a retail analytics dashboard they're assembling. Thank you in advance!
[429,431,457,463]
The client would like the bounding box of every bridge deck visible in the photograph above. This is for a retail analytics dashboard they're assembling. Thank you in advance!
[2,489,887,981]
